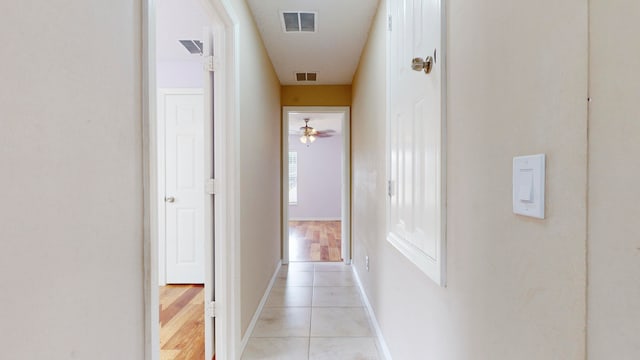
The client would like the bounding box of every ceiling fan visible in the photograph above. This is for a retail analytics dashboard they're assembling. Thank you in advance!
[299,118,336,146]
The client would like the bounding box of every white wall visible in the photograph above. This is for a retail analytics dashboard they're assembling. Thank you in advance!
[157,61,203,88]
[352,0,588,358]
[0,0,145,358]
[156,0,207,89]
[156,0,209,88]
[289,135,342,220]
[227,0,283,338]
[588,0,640,358]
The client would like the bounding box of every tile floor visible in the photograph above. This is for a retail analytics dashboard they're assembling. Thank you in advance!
[241,262,382,360]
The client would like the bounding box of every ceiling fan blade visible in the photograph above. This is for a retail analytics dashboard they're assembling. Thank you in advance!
[315,129,337,137]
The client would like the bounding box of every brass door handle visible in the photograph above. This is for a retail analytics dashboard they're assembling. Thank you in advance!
[411,56,434,74]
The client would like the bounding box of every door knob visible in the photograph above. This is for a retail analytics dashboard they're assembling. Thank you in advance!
[411,56,434,74]
[165,197,176,203]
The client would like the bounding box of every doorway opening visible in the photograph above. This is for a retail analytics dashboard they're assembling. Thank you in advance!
[146,0,240,359]
[282,107,351,265]
[155,0,209,358]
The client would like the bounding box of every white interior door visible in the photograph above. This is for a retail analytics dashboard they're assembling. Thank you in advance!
[164,91,205,284]
[387,0,446,285]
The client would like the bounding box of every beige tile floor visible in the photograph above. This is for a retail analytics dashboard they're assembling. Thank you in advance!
[241,262,382,360]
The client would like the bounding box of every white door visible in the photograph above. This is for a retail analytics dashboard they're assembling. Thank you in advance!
[387,0,446,285]
[164,91,205,284]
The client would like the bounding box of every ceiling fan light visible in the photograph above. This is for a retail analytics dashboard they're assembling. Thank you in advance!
[309,135,316,143]
[300,136,307,144]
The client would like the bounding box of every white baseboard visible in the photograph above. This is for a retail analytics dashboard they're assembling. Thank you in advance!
[352,267,393,360]
[289,217,341,221]
[240,260,282,352]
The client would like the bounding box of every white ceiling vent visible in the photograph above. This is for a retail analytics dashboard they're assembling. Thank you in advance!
[281,11,317,32]
[295,72,318,82]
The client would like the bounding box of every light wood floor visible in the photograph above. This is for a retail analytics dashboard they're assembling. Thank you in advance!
[160,285,205,360]
[289,220,342,262]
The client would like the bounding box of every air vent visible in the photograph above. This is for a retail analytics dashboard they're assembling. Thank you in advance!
[281,11,317,32]
[179,40,203,55]
[295,72,318,82]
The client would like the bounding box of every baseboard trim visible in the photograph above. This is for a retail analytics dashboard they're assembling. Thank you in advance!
[240,259,282,353]
[352,267,393,360]
[289,217,341,221]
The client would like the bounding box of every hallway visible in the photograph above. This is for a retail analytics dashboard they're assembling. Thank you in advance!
[241,262,381,359]
[4,0,640,359]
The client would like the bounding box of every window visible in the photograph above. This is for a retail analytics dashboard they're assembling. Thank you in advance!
[288,151,298,204]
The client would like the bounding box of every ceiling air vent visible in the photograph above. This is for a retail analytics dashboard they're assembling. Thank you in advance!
[179,40,203,55]
[281,11,317,32]
[295,72,318,82]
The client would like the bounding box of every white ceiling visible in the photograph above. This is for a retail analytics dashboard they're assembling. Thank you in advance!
[288,112,343,135]
[247,0,380,85]
[156,0,209,62]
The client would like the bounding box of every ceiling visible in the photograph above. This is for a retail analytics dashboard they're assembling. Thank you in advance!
[247,0,380,85]
[288,112,344,135]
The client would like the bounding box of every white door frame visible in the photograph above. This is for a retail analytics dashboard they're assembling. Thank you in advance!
[282,106,352,265]
[143,1,241,359]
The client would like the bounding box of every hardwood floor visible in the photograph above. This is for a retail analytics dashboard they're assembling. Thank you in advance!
[160,285,205,360]
[289,220,342,262]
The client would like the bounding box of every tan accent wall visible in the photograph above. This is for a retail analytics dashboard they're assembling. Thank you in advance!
[588,0,640,357]
[281,85,352,106]
[0,0,145,358]
[352,0,588,358]
[228,0,283,338]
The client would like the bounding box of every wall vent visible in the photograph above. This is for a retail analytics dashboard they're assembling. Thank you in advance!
[281,11,317,32]
[295,72,318,82]
[179,40,203,55]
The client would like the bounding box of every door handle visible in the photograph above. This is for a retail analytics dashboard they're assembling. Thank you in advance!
[165,196,176,203]
[411,56,434,74]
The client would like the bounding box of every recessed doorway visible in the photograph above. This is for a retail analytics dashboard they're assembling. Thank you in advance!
[149,0,239,359]
[282,107,351,264]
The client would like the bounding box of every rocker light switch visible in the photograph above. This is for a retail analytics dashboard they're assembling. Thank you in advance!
[513,154,545,219]
[517,172,533,202]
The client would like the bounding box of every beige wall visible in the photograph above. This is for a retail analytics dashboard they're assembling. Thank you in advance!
[281,85,352,106]
[588,1,640,358]
[352,0,588,358]
[228,0,283,338]
[0,0,145,359]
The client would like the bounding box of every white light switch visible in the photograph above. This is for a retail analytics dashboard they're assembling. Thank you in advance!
[517,171,533,202]
[513,154,545,219]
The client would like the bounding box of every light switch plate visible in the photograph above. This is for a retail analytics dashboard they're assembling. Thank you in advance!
[513,154,545,219]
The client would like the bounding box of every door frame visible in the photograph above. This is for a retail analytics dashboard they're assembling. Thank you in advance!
[281,106,352,264]
[157,88,205,286]
[143,1,241,359]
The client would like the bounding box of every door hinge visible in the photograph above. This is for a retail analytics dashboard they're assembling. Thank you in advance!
[388,15,392,31]
[388,180,394,197]
[204,56,217,72]
[207,301,217,318]
[205,179,217,195]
